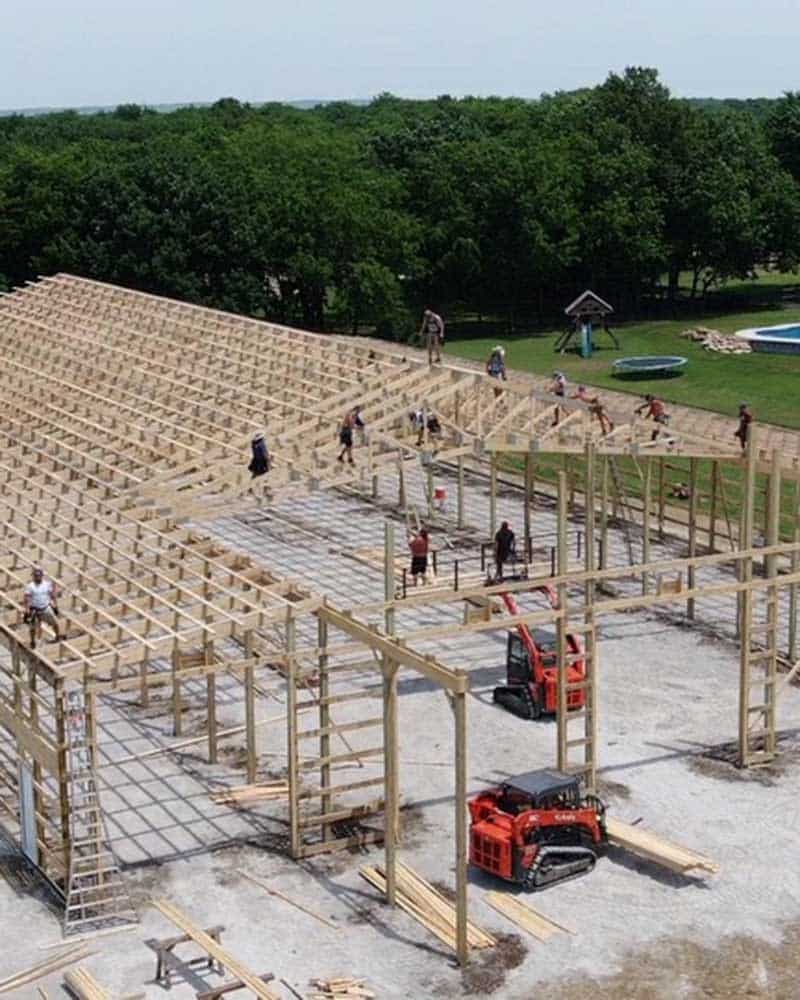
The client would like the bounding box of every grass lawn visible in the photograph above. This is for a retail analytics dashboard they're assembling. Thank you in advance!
[444,306,800,430]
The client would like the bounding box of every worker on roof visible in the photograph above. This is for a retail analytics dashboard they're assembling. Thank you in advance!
[635,393,670,442]
[548,370,567,426]
[735,402,753,451]
[419,308,445,365]
[408,528,431,586]
[409,409,442,448]
[486,346,507,397]
[248,432,270,478]
[337,405,364,465]
[571,385,614,436]
[24,566,62,649]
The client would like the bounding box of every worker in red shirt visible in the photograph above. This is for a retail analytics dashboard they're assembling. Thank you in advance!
[408,529,430,586]
[636,394,670,441]
[735,402,753,451]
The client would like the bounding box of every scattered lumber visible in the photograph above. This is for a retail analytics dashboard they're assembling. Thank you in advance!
[308,978,375,999]
[152,900,281,1000]
[236,870,339,929]
[0,945,93,994]
[40,924,137,950]
[484,892,573,941]
[606,817,720,875]
[211,781,289,806]
[63,965,112,1000]
[359,861,494,952]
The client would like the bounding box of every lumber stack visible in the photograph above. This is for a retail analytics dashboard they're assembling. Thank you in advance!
[606,817,720,875]
[63,966,112,1000]
[484,892,572,941]
[0,945,92,994]
[211,781,289,806]
[308,978,374,999]
[359,861,494,952]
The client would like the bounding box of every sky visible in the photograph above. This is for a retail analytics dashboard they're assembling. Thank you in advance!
[1,0,798,110]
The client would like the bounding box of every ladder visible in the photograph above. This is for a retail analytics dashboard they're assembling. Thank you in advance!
[606,457,636,565]
[63,689,138,935]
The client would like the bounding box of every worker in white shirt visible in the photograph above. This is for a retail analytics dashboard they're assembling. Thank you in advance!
[23,567,62,648]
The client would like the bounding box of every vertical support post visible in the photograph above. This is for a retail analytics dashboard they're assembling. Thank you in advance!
[206,641,217,765]
[658,456,666,541]
[599,456,609,570]
[454,687,468,968]
[687,458,698,620]
[171,645,182,737]
[489,452,497,540]
[457,454,465,530]
[383,520,399,905]
[244,631,257,784]
[789,479,800,662]
[28,666,45,863]
[426,457,434,520]
[556,471,569,772]
[709,460,719,552]
[738,434,757,767]
[397,452,406,512]
[584,443,595,607]
[317,616,332,840]
[286,612,300,857]
[524,451,533,561]
[642,457,652,595]
[139,656,150,709]
[763,449,781,758]
[54,678,71,883]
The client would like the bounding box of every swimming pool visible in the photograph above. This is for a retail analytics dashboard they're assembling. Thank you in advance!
[736,323,800,354]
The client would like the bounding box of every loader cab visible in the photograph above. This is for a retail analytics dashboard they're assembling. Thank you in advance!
[506,629,557,683]
[497,769,581,815]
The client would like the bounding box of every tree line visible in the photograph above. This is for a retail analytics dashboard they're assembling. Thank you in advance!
[1,68,799,338]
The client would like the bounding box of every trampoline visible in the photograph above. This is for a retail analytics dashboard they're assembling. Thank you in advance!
[612,355,687,379]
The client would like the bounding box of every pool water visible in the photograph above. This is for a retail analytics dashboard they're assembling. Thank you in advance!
[736,323,800,354]
[754,325,800,340]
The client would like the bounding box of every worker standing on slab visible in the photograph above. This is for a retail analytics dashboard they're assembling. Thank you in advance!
[494,521,516,582]
[337,405,364,465]
[419,308,445,365]
[408,528,430,586]
[735,402,753,451]
[247,432,270,477]
[24,566,62,649]
[636,394,670,441]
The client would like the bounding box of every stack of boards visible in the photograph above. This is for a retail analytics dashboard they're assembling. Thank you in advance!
[308,978,375,999]
[211,781,289,806]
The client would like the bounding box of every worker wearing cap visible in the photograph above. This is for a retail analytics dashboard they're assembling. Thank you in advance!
[24,567,62,649]
[735,402,753,451]
[248,432,270,477]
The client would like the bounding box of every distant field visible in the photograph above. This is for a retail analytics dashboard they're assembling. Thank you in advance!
[445,306,800,431]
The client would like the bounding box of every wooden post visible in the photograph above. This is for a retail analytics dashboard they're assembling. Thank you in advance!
[556,472,568,772]
[318,616,332,840]
[457,454,465,530]
[790,479,800,662]
[54,678,71,883]
[763,449,781,758]
[454,688,468,968]
[737,435,757,766]
[244,631,257,784]
[489,453,497,540]
[139,655,150,709]
[687,458,698,620]
[171,645,182,737]
[584,443,595,606]
[642,457,652,595]
[708,460,719,552]
[397,452,406,512]
[286,612,300,857]
[426,456,434,520]
[206,641,217,765]
[524,451,533,561]
[383,520,398,905]
[657,457,666,541]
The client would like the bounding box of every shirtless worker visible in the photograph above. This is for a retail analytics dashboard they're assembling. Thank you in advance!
[635,393,670,441]
[24,566,62,649]
[419,308,445,365]
[408,528,431,586]
[571,385,614,435]
[548,370,567,425]
[337,405,365,465]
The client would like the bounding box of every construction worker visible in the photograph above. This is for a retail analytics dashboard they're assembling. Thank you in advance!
[409,409,442,448]
[408,528,430,586]
[548,370,567,425]
[486,346,507,397]
[248,432,270,478]
[337,405,364,465]
[494,521,516,582]
[735,402,753,451]
[23,566,62,649]
[572,385,613,435]
[419,308,445,364]
[636,393,670,441]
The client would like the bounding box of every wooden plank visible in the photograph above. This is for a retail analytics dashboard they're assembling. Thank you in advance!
[605,817,719,875]
[484,892,573,940]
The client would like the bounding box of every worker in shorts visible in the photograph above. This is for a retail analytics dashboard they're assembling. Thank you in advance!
[419,308,445,364]
[572,385,614,435]
[409,409,442,448]
[735,402,753,451]
[337,405,364,465]
[486,346,507,397]
[636,394,670,441]
[548,370,567,425]
[408,528,430,586]
[23,566,62,649]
